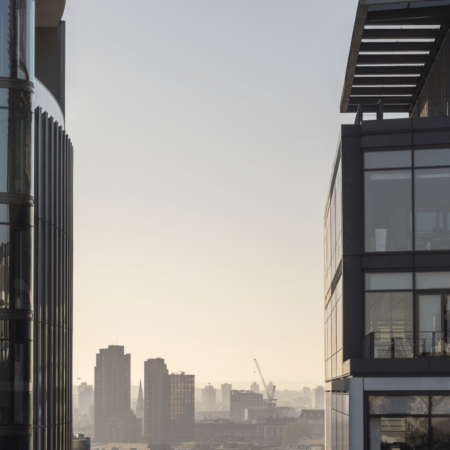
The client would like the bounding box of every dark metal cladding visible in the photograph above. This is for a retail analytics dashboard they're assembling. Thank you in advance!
[33,107,73,450]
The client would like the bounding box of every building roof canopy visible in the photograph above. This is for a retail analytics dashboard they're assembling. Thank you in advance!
[36,0,66,27]
[341,0,450,113]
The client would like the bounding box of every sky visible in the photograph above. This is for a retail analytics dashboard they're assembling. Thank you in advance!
[62,0,357,388]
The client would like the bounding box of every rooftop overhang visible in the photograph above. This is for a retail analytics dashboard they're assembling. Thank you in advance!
[36,0,66,28]
[341,0,450,113]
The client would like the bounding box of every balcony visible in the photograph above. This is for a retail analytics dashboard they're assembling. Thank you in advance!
[364,332,450,359]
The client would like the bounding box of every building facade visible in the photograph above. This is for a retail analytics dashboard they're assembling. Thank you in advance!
[202,384,216,412]
[144,358,170,444]
[0,1,73,449]
[79,383,94,416]
[314,387,325,410]
[221,383,232,410]
[325,2,450,449]
[94,345,141,443]
[136,380,144,437]
[170,373,195,443]
[230,390,264,422]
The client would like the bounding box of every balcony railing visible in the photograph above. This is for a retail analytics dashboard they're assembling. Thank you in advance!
[364,332,450,359]
[354,96,450,124]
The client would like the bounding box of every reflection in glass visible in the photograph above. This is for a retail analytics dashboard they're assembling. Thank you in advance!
[369,417,429,450]
[418,295,441,355]
[416,272,450,290]
[369,396,429,415]
[0,340,10,424]
[0,224,9,309]
[366,272,413,291]
[432,417,450,448]
[365,171,412,252]
[415,148,450,167]
[415,168,450,250]
[432,396,450,415]
[365,150,411,169]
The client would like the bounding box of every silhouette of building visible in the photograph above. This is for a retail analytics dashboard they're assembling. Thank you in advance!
[221,384,232,410]
[314,387,324,410]
[94,345,141,443]
[136,380,145,437]
[250,382,260,394]
[202,384,216,411]
[144,358,170,444]
[230,391,264,422]
[170,373,195,442]
[303,387,312,399]
[79,383,94,415]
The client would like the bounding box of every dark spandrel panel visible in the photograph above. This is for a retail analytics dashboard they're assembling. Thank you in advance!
[415,168,450,251]
[369,395,429,415]
[432,417,450,448]
[415,149,450,167]
[0,435,31,450]
[432,396,450,415]
[365,151,412,170]
[365,170,412,252]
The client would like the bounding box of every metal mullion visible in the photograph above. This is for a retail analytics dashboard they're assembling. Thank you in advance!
[364,166,412,172]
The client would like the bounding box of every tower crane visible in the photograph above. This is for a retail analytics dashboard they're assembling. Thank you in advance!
[254,358,276,406]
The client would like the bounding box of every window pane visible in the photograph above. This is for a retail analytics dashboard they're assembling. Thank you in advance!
[365,151,411,169]
[432,418,450,448]
[365,292,413,337]
[378,417,428,450]
[415,168,450,251]
[416,272,450,289]
[415,148,450,167]
[365,171,412,252]
[337,299,343,352]
[432,396,450,415]
[366,273,413,291]
[369,396,429,415]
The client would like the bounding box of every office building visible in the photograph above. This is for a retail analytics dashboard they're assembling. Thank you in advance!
[303,387,312,400]
[136,380,144,437]
[79,383,94,416]
[94,346,141,443]
[0,0,74,449]
[170,373,195,443]
[314,386,324,410]
[250,382,260,394]
[144,358,170,444]
[72,434,91,450]
[230,390,264,422]
[324,1,450,449]
[202,384,216,411]
[221,383,232,410]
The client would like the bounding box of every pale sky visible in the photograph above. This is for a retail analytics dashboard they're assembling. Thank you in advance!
[63,0,357,387]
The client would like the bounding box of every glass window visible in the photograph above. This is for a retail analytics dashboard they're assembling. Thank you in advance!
[365,171,412,252]
[415,148,450,167]
[365,150,412,169]
[366,273,413,291]
[365,292,413,337]
[416,272,450,289]
[432,418,450,448]
[369,396,429,415]
[415,168,450,251]
[331,308,336,355]
[432,396,450,415]
[337,299,343,352]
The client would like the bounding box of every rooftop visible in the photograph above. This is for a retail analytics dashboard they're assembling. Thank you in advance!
[341,0,450,113]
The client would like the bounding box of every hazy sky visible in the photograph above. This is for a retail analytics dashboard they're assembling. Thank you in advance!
[63,0,357,387]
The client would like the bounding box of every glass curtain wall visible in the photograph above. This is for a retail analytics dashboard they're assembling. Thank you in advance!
[326,392,349,450]
[365,148,450,252]
[369,395,450,450]
[325,278,342,380]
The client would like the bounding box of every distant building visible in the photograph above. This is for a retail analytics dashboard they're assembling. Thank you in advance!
[144,358,170,444]
[78,383,94,416]
[267,382,276,400]
[250,382,260,394]
[245,406,297,420]
[194,420,257,441]
[230,391,264,422]
[302,387,312,399]
[221,384,232,410]
[94,345,141,443]
[170,373,195,443]
[202,384,216,411]
[197,411,230,421]
[256,417,297,444]
[136,380,145,437]
[314,387,324,410]
[298,410,324,438]
[72,434,91,450]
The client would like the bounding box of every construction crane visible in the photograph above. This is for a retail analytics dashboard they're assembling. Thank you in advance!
[254,358,276,406]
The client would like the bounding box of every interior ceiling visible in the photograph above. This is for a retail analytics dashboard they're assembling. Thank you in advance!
[341,0,450,113]
[36,0,66,28]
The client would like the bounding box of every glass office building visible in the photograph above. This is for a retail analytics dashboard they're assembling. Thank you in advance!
[325,1,450,449]
[0,1,73,449]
